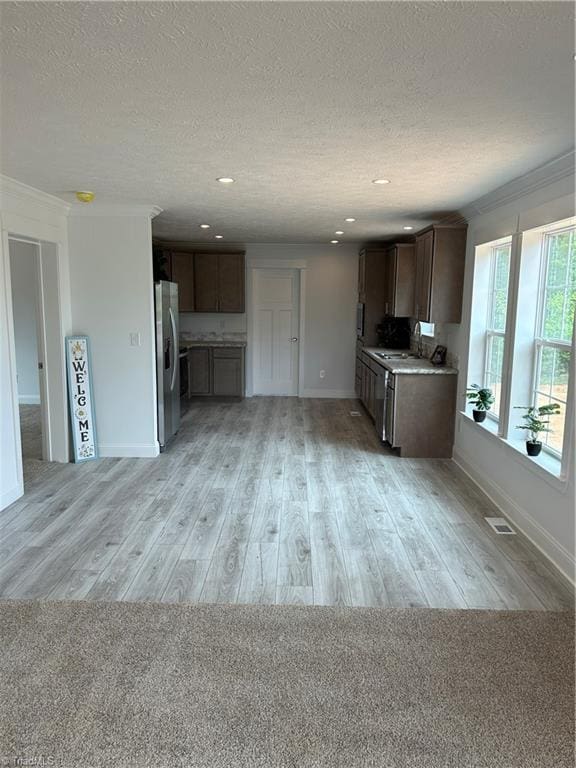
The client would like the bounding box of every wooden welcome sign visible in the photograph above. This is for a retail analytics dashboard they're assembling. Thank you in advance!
[66,336,98,462]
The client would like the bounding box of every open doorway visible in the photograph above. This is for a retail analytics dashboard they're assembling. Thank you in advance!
[8,237,49,485]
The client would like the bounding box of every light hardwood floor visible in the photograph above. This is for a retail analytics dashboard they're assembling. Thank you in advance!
[1,397,573,609]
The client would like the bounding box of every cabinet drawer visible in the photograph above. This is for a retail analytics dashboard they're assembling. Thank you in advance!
[212,347,243,359]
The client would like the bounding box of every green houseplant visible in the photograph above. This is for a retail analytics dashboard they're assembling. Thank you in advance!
[466,385,495,423]
[515,403,561,456]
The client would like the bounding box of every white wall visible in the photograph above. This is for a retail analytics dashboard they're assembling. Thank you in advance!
[450,155,575,585]
[245,243,359,398]
[68,207,160,457]
[9,240,40,404]
[180,312,246,336]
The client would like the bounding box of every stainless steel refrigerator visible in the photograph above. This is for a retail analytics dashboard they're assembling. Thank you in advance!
[155,281,180,451]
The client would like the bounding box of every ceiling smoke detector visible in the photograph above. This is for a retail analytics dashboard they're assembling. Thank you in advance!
[75,191,95,203]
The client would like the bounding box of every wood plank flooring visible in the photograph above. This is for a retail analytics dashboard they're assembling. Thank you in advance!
[1,397,573,610]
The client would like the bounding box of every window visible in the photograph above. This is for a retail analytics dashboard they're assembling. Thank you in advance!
[532,226,575,456]
[483,241,511,418]
[419,322,435,337]
[468,216,575,474]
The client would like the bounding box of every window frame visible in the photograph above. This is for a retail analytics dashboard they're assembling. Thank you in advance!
[482,239,512,422]
[530,224,575,458]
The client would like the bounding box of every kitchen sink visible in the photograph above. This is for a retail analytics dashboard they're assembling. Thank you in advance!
[374,352,420,360]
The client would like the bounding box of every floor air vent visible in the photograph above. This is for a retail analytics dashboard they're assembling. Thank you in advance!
[485,517,516,535]
[350,411,360,416]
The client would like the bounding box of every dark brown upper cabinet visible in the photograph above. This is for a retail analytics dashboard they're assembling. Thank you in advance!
[194,252,245,313]
[414,225,467,323]
[383,243,416,317]
[170,251,195,312]
[358,250,366,302]
[161,248,245,313]
[193,253,220,312]
[217,252,245,313]
[357,248,388,346]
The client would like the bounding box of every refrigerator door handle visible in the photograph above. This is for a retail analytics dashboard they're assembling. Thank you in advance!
[169,306,178,392]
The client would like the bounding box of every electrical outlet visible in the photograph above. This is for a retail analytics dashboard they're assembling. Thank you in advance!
[319,370,326,379]
[129,332,141,347]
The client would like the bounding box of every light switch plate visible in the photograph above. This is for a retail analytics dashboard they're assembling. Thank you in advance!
[129,332,141,347]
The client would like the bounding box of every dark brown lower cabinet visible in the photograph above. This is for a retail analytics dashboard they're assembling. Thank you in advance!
[187,346,245,398]
[358,354,376,420]
[188,348,211,395]
[213,348,244,396]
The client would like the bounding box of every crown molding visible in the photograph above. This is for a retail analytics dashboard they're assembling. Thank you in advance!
[458,149,575,220]
[0,175,71,217]
[69,203,162,219]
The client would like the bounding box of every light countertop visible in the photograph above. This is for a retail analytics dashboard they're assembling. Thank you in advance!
[180,339,247,348]
[362,347,458,375]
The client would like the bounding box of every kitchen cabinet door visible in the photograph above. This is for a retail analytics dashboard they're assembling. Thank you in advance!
[414,230,434,321]
[367,368,376,419]
[414,227,466,323]
[212,348,244,396]
[188,347,211,395]
[170,251,195,312]
[393,244,416,317]
[383,249,396,316]
[194,254,219,312]
[358,251,366,301]
[218,253,245,313]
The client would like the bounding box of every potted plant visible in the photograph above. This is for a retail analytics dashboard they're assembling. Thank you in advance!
[466,384,495,422]
[515,403,561,456]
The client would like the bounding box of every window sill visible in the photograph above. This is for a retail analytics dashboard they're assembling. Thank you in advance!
[459,410,568,493]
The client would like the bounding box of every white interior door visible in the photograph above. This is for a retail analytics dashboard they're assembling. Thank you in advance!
[253,268,300,395]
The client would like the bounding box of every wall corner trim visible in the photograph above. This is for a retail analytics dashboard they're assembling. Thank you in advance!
[98,443,160,458]
[457,149,575,220]
[452,449,575,589]
[0,175,71,217]
[0,483,23,511]
[68,203,163,219]
[301,389,356,399]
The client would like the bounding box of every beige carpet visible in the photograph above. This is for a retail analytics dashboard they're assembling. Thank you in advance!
[0,601,573,768]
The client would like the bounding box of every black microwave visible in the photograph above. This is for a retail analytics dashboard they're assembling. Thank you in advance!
[356,302,365,337]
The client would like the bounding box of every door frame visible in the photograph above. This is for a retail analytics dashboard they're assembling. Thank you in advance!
[1,177,71,508]
[7,236,49,460]
[246,258,307,397]
[5,235,68,465]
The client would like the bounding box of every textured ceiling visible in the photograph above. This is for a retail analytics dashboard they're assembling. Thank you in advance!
[0,1,574,244]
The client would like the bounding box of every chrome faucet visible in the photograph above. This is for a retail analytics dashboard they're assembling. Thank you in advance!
[413,321,423,359]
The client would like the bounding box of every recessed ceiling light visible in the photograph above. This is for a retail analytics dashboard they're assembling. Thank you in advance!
[372,178,391,185]
[331,240,339,244]
[214,235,224,239]
[200,224,210,229]
[335,230,344,235]
[403,226,414,231]
[345,217,356,222]
[216,177,235,184]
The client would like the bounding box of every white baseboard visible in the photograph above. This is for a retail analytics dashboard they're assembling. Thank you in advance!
[453,449,575,589]
[301,389,357,399]
[98,443,160,458]
[0,483,23,511]
[18,395,41,405]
